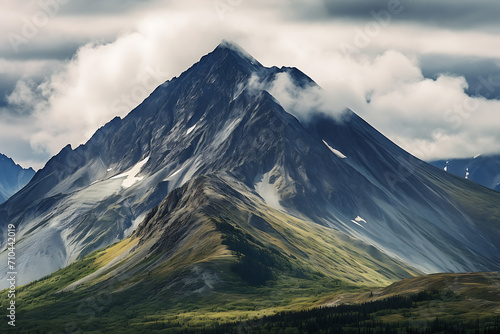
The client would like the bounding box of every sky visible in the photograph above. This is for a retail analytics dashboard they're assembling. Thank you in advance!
[1,0,500,169]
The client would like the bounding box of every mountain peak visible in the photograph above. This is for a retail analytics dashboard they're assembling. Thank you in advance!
[167,40,265,93]
[0,152,34,172]
[215,40,262,66]
[0,152,36,204]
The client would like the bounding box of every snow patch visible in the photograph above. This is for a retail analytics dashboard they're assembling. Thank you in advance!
[354,216,367,224]
[254,172,284,211]
[444,160,449,172]
[186,124,196,135]
[474,154,481,159]
[350,216,367,228]
[166,167,183,180]
[322,140,347,159]
[111,157,150,188]
[465,168,470,179]
[107,168,113,172]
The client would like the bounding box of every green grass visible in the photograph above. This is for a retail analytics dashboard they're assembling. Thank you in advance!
[0,260,360,333]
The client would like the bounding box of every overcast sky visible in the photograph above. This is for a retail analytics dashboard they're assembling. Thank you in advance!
[1,0,500,169]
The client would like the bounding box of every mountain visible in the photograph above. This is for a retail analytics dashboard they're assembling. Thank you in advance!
[430,155,500,191]
[0,153,35,204]
[1,42,500,290]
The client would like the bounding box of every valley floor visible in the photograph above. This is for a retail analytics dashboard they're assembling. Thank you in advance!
[1,269,499,333]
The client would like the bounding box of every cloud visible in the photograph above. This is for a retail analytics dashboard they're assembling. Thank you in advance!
[0,40,82,61]
[12,33,170,156]
[57,0,158,16]
[0,58,62,110]
[246,71,351,122]
[332,56,500,160]
[5,80,43,114]
[320,0,500,30]
[420,54,500,99]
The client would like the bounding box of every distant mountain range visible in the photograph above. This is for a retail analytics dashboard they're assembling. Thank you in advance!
[431,155,500,191]
[0,153,35,204]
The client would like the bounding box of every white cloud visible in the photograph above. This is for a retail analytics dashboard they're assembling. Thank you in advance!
[6,80,40,110]
[246,72,351,122]
[324,55,500,160]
